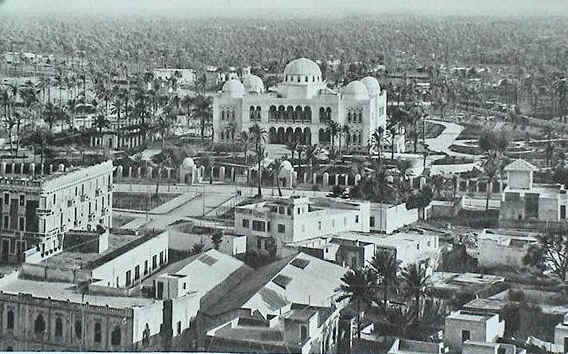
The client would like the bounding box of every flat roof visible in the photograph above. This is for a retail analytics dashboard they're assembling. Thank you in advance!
[40,233,142,270]
[447,311,493,322]
[0,279,157,309]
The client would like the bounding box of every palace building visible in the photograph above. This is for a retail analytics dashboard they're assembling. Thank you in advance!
[213,58,388,148]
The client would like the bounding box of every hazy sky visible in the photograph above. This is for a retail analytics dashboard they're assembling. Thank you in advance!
[0,0,567,17]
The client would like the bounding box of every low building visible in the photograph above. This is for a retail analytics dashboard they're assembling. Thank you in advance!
[153,68,196,87]
[234,196,370,256]
[198,252,350,353]
[0,161,114,264]
[143,249,253,347]
[206,304,343,354]
[463,341,526,354]
[370,203,419,234]
[554,313,568,353]
[430,272,506,302]
[500,159,568,223]
[0,272,164,352]
[444,310,505,353]
[477,229,538,269]
[288,231,440,272]
[387,338,447,354]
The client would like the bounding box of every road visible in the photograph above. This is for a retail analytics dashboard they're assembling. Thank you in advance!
[425,119,468,157]
[115,182,329,230]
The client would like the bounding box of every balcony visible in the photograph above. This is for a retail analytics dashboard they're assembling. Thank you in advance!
[36,208,53,215]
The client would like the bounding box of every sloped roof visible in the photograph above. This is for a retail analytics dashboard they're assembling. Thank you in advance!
[503,159,538,172]
[202,253,346,318]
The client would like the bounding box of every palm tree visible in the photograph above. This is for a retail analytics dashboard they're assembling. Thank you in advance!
[190,95,212,141]
[482,154,500,211]
[296,145,305,176]
[336,268,377,339]
[43,102,58,131]
[343,125,351,154]
[369,127,385,160]
[401,264,431,318]
[326,120,340,157]
[337,124,344,156]
[304,144,319,183]
[269,158,283,197]
[225,120,238,159]
[369,250,402,313]
[396,159,413,181]
[180,95,193,125]
[24,127,52,168]
[239,131,251,165]
[249,124,267,197]
[93,112,110,152]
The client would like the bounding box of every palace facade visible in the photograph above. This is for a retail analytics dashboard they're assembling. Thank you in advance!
[213,58,388,148]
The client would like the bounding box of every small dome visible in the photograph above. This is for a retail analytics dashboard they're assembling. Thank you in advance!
[283,58,322,81]
[222,79,245,97]
[182,157,195,168]
[361,76,381,95]
[343,81,369,100]
[242,75,265,94]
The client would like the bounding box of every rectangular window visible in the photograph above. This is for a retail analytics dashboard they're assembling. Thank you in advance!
[355,215,359,223]
[152,255,157,270]
[242,219,249,228]
[177,321,182,336]
[3,215,9,229]
[462,330,470,343]
[257,239,262,249]
[252,220,266,232]
[278,224,285,233]
[318,221,321,230]
[370,216,375,227]
[279,206,285,214]
[19,217,24,231]
[159,251,164,265]
[19,195,24,206]
[125,270,132,286]
[135,265,140,280]
[297,208,301,215]
[53,194,56,205]
[300,325,308,342]
[287,207,292,216]
[3,193,9,205]
[144,260,149,275]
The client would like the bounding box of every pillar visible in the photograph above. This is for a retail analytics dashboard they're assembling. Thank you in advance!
[147,167,153,179]
[465,179,470,192]
[199,166,205,181]
[1,162,6,175]
[476,181,480,193]
[196,167,202,183]
[303,172,308,184]
[167,168,171,180]
[137,167,142,179]
[11,163,16,174]
[128,167,132,178]
[20,163,25,175]
[292,171,298,186]
[323,172,329,187]
[419,176,426,189]
[312,173,317,184]
[231,168,235,182]
[219,167,225,181]
[30,163,35,176]
[49,164,54,174]
[117,165,123,179]
[355,174,362,185]
[58,164,65,172]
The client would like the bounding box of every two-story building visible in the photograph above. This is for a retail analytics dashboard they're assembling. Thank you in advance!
[234,196,370,256]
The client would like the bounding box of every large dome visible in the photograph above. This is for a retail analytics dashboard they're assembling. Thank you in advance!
[343,80,369,100]
[222,79,245,97]
[361,76,381,96]
[283,58,322,82]
[182,157,195,168]
[242,75,265,94]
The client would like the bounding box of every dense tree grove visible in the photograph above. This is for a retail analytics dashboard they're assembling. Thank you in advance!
[1,15,567,71]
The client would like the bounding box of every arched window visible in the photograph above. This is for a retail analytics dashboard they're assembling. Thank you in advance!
[7,310,14,329]
[55,317,63,337]
[358,112,362,123]
[75,320,82,339]
[297,76,301,83]
[319,107,325,121]
[221,111,225,121]
[34,314,46,335]
[305,76,308,82]
[250,106,255,120]
[348,112,352,123]
[111,326,121,346]
[94,322,102,343]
